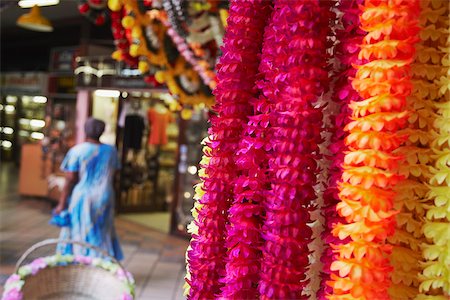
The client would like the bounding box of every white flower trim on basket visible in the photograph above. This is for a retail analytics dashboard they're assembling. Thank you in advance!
[1,254,135,300]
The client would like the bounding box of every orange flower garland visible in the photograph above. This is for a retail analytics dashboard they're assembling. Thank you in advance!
[417,0,450,298]
[329,1,420,299]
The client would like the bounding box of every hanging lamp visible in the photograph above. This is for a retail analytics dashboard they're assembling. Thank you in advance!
[16,5,53,32]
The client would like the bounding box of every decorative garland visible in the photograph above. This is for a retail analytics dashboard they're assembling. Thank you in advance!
[329,1,421,299]
[112,0,215,107]
[1,254,135,300]
[185,0,272,298]
[386,0,446,298]
[418,0,450,298]
[318,0,364,298]
[219,4,274,298]
[78,0,108,25]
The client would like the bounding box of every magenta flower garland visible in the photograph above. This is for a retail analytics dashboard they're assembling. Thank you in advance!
[257,1,330,299]
[185,0,272,298]
[219,4,274,299]
[318,0,364,298]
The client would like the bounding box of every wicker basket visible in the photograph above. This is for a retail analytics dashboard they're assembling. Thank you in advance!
[6,239,133,300]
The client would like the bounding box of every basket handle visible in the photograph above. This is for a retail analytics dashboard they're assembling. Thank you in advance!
[15,239,132,286]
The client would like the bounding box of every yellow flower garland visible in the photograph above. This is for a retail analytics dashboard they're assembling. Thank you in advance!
[386,0,445,298]
[418,0,450,296]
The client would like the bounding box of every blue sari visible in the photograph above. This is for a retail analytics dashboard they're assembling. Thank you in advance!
[57,142,124,261]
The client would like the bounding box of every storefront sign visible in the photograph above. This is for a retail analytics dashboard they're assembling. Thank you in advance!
[2,72,48,93]
[75,56,161,91]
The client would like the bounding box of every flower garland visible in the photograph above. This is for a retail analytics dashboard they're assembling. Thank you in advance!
[110,6,139,68]
[78,0,108,25]
[257,1,330,299]
[319,0,364,298]
[1,254,135,300]
[306,0,337,297]
[329,0,420,299]
[386,0,447,298]
[219,3,274,298]
[418,0,450,297]
[185,0,272,298]
[184,137,210,297]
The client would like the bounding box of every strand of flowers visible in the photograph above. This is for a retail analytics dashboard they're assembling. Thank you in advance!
[418,1,450,297]
[318,0,364,298]
[163,0,188,37]
[184,137,210,297]
[185,1,272,298]
[386,0,447,298]
[110,6,139,67]
[257,1,330,299]
[158,12,217,89]
[218,3,274,298]
[305,0,337,297]
[329,0,420,299]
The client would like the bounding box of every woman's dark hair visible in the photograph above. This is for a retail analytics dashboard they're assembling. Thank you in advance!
[84,117,105,140]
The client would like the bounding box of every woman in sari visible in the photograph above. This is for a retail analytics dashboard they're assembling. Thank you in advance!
[54,117,123,260]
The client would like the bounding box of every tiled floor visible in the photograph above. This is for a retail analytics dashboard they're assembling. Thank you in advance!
[0,163,189,299]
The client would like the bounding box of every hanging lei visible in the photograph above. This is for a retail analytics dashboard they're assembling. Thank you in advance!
[319,0,364,298]
[258,0,330,299]
[417,0,450,298]
[386,0,447,298]
[329,0,420,299]
[185,0,272,298]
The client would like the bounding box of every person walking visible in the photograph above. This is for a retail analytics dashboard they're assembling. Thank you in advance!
[54,117,123,260]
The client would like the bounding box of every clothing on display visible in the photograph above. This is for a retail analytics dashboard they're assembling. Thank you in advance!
[147,105,174,146]
[123,114,145,151]
[116,97,178,213]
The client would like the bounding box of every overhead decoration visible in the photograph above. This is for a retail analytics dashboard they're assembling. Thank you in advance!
[95,0,227,108]
[78,0,108,25]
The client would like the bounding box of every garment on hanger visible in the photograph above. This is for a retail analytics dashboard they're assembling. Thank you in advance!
[118,101,147,128]
[123,114,145,150]
[147,104,174,145]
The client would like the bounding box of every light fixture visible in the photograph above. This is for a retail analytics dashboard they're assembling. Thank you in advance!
[2,127,14,135]
[94,89,121,98]
[32,96,47,103]
[187,166,198,175]
[30,119,46,128]
[1,141,13,149]
[17,5,53,32]
[31,132,45,140]
[5,105,15,113]
[18,0,59,8]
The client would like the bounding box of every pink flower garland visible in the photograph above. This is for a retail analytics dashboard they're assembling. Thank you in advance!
[219,4,274,298]
[185,0,272,298]
[318,0,364,298]
[162,17,217,88]
[258,1,330,299]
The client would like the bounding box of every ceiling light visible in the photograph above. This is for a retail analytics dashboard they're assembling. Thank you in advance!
[31,132,45,140]
[30,119,46,128]
[94,90,120,98]
[33,96,47,103]
[17,5,53,32]
[18,0,59,8]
